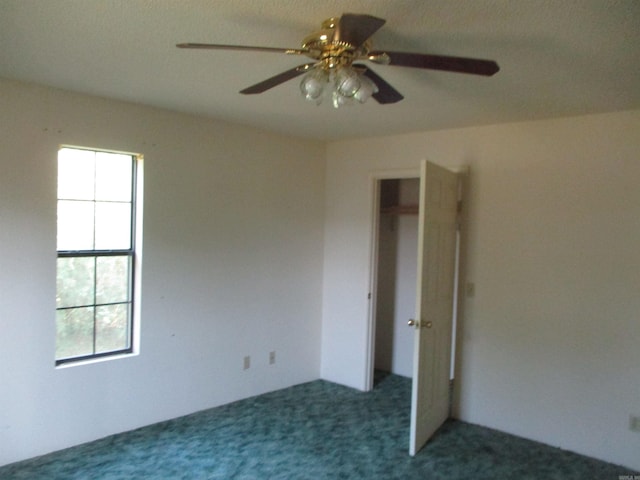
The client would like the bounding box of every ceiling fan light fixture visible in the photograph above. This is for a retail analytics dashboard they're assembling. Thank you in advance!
[300,64,379,108]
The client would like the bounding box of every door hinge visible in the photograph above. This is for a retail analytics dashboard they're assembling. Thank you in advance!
[367,292,372,300]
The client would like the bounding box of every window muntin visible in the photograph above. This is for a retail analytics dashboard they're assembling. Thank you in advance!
[55,147,138,365]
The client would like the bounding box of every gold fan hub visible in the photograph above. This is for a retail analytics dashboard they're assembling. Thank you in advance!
[301,17,371,69]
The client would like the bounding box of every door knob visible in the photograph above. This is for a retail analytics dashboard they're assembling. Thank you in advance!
[408,319,417,327]
[424,320,433,329]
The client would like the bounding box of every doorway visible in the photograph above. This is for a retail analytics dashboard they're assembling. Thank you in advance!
[373,177,420,381]
[369,169,463,392]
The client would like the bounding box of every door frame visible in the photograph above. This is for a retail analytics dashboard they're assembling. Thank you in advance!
[364,165,469,394]
[365,168,419,392]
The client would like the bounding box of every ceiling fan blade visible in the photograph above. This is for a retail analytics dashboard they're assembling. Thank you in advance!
[354,65,404,104]
[334,14,386,49]
[239,64,315,94]
[177,43,306,55]
[369,51,499,76]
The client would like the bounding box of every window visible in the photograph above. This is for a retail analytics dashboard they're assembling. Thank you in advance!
[55,147,141,365]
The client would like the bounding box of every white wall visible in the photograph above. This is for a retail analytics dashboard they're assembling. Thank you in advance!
[321,110,640,470]
[2,76,638,471]
[0,78,325,466]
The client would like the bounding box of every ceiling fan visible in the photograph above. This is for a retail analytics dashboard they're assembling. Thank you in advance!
[177,13,499,108]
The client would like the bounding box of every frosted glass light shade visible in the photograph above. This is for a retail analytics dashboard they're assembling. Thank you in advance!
[354,74,379,103]
[335,67,361,97]
[300,65,379,108]
[300,69,329,103]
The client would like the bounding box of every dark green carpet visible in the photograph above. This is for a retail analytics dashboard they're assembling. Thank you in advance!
[0,373,635,479]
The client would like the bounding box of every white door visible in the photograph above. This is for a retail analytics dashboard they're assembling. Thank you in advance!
[409,160,459,456]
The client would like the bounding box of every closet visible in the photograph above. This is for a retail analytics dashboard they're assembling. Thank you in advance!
[374,178,419,378]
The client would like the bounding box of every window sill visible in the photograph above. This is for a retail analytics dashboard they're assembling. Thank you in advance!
[55,351,139,369]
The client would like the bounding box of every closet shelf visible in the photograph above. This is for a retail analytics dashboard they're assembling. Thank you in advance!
[380,205,419,215]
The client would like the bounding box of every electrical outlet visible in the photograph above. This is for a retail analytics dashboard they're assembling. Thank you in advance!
[243,356,250,370]
[630,415,640,432]
[269,351,276,365]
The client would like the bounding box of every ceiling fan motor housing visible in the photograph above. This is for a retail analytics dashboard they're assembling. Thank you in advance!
[301,17,371,70]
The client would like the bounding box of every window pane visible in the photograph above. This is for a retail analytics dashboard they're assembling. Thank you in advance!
[56,257,95,308]
[56,307,94,359]
[95,304,129,353]
[95,202,131,250]
[96,256,130,304]
[55,146,140,365]
[58,148,95,200]
[95,153,132,202]
[57,200,95,250]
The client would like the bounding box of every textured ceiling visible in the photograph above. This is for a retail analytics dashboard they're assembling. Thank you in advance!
[1,0,639,140]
